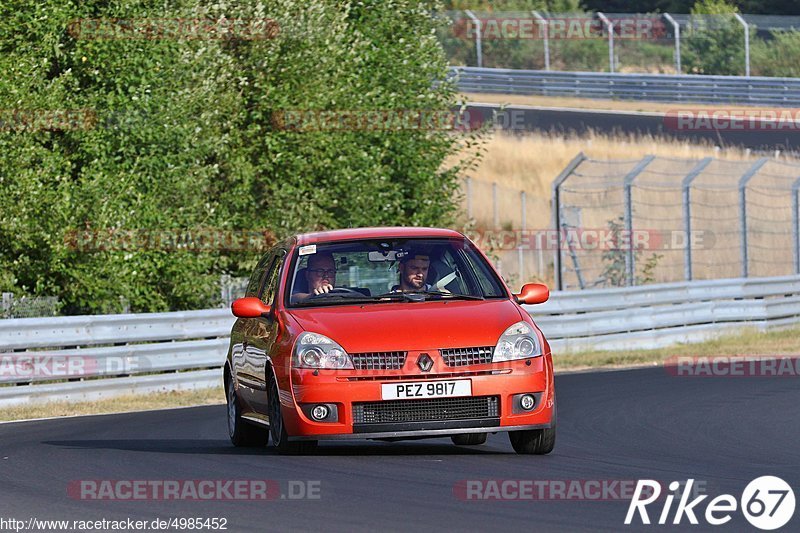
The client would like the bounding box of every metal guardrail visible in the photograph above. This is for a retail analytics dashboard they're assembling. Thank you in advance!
[2,275,800,406]
[452,66,800,106]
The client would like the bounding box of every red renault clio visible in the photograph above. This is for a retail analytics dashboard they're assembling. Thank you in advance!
[225,227,554,454]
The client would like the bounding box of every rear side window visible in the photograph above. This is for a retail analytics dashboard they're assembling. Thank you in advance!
[246,251,274,297]
[259,250,286,306]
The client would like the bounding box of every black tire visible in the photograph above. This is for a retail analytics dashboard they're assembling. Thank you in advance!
[226,373,269,447]
[508,399,557,455]
[267,371,317,455]
[451,433,488,446]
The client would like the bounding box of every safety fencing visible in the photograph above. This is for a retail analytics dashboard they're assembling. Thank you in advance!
[2,275,800,406]
[452,66,800,106]
[551,153,800,291]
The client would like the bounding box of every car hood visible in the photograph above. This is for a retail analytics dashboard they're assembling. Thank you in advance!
[288,299,525,352]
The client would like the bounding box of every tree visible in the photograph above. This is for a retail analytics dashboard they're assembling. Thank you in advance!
[0,0,469,314]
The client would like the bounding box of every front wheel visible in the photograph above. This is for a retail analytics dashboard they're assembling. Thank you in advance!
[267,372,317,455]
[226,375,268,447]
[508,400,556,455]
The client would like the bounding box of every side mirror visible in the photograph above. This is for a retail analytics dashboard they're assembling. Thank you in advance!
[231,297,271,318]
[514,283,549,305]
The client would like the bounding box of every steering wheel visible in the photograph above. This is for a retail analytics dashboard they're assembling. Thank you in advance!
[307,287,365,299]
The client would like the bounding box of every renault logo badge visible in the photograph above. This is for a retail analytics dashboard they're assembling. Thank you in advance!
[417,353,433,372]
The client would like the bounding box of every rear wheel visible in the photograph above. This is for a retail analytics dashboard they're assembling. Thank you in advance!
[267,371,317,455]
[226,374,268,447]
[451,433,488,446]
[508,400,556,455]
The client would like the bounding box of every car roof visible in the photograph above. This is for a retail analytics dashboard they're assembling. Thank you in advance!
[295,227,465,246]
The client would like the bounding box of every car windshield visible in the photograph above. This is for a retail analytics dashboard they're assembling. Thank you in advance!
[286,237,506,307]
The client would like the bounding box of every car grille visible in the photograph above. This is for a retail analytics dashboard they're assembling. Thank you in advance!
[352,396,499,425]
[440,346,494,367]
[350,351,407,370]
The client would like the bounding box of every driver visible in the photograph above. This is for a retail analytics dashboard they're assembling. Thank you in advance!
[291,252,337,303]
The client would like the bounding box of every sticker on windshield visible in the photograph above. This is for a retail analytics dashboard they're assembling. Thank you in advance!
[299,245,317,256]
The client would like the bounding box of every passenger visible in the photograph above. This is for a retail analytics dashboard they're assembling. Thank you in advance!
[396,253,431,292]
[291,253,337,303]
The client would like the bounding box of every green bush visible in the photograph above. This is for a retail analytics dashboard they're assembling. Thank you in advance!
[0,0,470,314]
[752,30,800,78]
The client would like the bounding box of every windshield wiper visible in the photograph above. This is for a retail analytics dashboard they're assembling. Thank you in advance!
[423,290,484,301]
[293,295,377,307]
[373,292,427,302]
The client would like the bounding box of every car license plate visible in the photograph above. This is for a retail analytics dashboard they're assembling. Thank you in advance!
[381,379,471,400]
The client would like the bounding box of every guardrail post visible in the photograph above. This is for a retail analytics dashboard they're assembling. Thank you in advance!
[624,156,655,286]
[597,12,615,74]
[465,10,482,68]
[733,14,750,77]
[793,177,800,274]
[681,157,713,281]
[663,13,681,74]
[532,11,550,71]
[738,158,768,277]
[552,153,587,291]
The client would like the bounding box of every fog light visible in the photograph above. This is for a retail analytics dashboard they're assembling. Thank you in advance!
[310,404,329,421]
[520,394,536,411]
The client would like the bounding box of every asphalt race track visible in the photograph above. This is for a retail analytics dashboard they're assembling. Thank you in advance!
[466,103,800,152]
[1,367,797,532]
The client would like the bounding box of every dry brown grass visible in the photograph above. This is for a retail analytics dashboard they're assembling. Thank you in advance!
[460,92,782,113]
[448,131,763,230]
[0,386,224,423]
[554,326,800,372]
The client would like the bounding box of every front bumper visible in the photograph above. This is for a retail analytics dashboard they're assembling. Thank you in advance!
[283,356,554,440]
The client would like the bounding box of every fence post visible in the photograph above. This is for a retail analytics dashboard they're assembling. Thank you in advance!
[532,11,550,71]
[738,158,768,277]
[1,292,12,317]
[733,14,750,77]
[793,177,800,274]
[552,153,587,291]
[597,12,615,74]
[492,182,499,229]
[466,176,473,219]
[681,157,713,281]
[465,10,482,68]
[663,13,681,74]
[623,156,655,286]
[519,190,527,282]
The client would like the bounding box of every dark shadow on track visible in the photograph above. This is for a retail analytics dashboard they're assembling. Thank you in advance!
[43,438,508,456]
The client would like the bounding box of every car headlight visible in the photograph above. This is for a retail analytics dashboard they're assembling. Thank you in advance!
[492,321,542,362]
[293,332,354,369]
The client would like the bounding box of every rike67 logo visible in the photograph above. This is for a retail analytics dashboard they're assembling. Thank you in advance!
[626,477,795,530]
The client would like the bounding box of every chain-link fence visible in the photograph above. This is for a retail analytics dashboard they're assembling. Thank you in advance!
[552,153,800,290]
[439,11,800,77]
[1,293,61,318]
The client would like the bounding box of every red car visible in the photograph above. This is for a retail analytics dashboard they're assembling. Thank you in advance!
[225,227,555,454]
